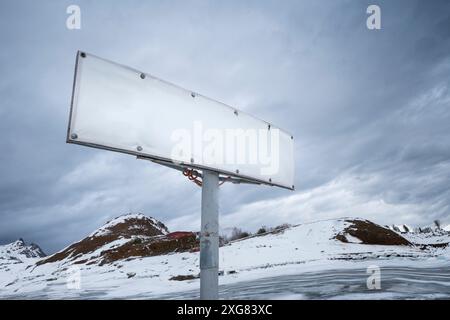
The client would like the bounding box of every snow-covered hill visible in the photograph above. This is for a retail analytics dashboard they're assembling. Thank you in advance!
[0,214,448,299]
[35,213,189,267]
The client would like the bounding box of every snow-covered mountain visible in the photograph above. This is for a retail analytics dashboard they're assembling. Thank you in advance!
[386,223,450,235]
[0,214,448,299]
[0,238,46,288]
[0,238,45,264]
[387,224,414,233]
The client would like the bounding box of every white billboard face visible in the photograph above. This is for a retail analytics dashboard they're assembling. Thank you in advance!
[67,52,295,189]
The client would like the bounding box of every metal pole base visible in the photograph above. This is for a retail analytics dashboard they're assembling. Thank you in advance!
[200,170,219,300]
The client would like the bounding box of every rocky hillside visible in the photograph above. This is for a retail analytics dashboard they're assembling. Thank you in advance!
[37,213,198,266]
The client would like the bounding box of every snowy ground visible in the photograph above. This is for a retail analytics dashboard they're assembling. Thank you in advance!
[1,218,449,299]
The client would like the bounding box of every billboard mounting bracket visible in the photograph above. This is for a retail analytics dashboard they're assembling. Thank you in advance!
[137,156,262,186]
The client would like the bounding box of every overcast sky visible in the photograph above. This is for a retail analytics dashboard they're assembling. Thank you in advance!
[0,0,449,253]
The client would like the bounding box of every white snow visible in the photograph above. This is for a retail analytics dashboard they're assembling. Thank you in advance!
[344,234,362,244]
[0,217,449,299]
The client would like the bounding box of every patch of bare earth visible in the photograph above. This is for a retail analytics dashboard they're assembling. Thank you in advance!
[335,219,411,246]
[99,232,198,265]
[169,274,199,281]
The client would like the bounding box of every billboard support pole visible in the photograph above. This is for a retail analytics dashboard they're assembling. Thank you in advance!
[200,169,219,300]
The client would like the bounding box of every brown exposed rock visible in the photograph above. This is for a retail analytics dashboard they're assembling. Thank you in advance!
[335,233,348,243]
[335,219,411,246]
[169,274,199,281]
[99,232,198,265]
[419,243,449,249]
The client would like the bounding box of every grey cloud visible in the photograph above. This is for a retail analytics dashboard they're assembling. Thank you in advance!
[0,0,449,253]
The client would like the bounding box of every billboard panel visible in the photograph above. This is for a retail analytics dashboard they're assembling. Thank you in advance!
[67,51,294,189]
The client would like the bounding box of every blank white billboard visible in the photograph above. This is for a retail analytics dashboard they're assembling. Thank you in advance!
[67,51,294,189]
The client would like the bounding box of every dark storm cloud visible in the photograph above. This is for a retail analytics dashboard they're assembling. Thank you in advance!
[0,0,449,253]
